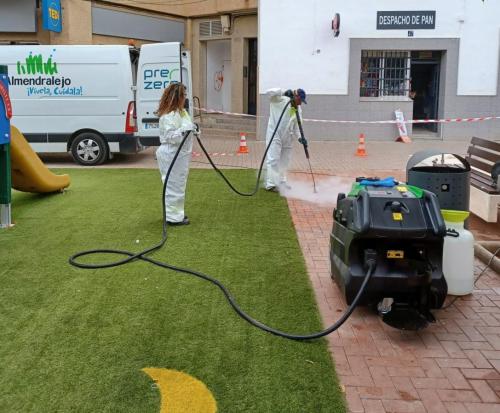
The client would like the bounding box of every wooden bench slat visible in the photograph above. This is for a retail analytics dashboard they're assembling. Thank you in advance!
[471,168,498,187]
[471,181,498,194]
[467,146,500,164]
[471,168,498,194]
[471,174,496,189]
[468,138,500,221]
[468,157,493,174]
[470,160,499,195]
[471,137,500,152]
[471,164,494,178]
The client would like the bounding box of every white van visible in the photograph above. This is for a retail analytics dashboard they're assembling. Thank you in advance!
[0,42,192,165]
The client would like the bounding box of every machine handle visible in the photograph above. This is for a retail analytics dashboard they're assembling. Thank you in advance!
[355,190,371,234]
[384,201,410,213]
[423,190,446,236]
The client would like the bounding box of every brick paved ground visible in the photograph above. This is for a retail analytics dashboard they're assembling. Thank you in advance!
[287,173,500,413]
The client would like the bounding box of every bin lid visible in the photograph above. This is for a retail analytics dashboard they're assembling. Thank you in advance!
[441,209,470,222]
[407,150,470,171]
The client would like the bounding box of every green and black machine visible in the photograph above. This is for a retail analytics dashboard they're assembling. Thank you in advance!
[330,177,448,330]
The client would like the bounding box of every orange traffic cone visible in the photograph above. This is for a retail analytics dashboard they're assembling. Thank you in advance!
[355,133,367,157]
[237,133,249,154]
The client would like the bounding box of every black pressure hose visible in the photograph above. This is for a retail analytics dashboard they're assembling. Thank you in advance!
[195,100,291,196]
[69,130,188,269]
[70,100,292,268]
[69,100,375,340]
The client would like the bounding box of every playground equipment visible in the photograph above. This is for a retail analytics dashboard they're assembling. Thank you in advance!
[0,64,70,229]
[10,126,70,193]
[0,65,12,228]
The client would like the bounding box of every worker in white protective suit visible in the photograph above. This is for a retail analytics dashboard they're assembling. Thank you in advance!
[264,88,307,191]
[156,83,198,226]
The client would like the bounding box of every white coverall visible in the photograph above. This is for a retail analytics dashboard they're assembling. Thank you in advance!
[156,109,196,223]
[265,88,301,190]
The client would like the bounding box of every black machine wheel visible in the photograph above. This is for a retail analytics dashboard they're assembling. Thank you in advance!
[71,132,108,166]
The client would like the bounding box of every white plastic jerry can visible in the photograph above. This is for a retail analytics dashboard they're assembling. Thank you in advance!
[442,210,475,296]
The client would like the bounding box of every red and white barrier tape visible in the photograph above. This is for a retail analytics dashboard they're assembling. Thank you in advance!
[195,107,500,125]
[192,151,240,157]
[196,107,262,118]
[302,116,500,125]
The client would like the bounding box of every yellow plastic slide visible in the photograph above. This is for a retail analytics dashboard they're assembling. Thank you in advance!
[10,125,70,193]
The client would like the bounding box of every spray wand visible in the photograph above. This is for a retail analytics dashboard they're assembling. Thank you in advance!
[291,92,317,193]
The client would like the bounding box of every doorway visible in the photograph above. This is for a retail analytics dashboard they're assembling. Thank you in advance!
[247,38,258,115]
[410,51,441,133]
[206,40,232,112]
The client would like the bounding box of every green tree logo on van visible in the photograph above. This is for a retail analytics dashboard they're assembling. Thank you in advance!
[17,52,58,75]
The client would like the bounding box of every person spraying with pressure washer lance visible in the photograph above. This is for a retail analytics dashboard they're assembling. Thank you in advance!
[264,88,312,192]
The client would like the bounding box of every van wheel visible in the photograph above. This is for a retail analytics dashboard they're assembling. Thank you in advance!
[71,132,108,166]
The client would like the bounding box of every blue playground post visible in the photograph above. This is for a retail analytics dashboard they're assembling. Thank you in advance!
[0,64,12,228]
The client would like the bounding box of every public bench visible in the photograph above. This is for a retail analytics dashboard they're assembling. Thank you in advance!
[466,137,500,222]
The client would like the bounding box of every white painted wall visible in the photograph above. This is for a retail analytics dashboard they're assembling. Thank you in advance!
[206,40,232,111]
[259,0,500,96]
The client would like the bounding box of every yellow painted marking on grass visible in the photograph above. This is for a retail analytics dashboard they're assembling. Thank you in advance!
[143,368,217,413]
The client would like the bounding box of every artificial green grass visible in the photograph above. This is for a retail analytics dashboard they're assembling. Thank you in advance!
[0,169,346,413]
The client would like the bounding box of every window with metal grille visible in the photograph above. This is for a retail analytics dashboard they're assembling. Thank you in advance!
[360,50,411,98]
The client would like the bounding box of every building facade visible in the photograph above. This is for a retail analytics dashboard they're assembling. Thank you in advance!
[259,0,500,141]
[0,0,257,116]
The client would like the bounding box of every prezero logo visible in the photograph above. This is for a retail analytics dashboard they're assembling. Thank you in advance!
[143,67,179,90]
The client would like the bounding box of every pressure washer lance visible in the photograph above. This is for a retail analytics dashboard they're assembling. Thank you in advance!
[291,91,317,193]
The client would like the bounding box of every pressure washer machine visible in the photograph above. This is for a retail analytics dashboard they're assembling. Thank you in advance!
[330,179,448,330]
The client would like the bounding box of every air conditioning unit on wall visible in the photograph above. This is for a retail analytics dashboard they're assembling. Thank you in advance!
[200,20,223,37]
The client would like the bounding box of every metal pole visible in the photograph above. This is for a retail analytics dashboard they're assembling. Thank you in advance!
[0,143,11,228]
